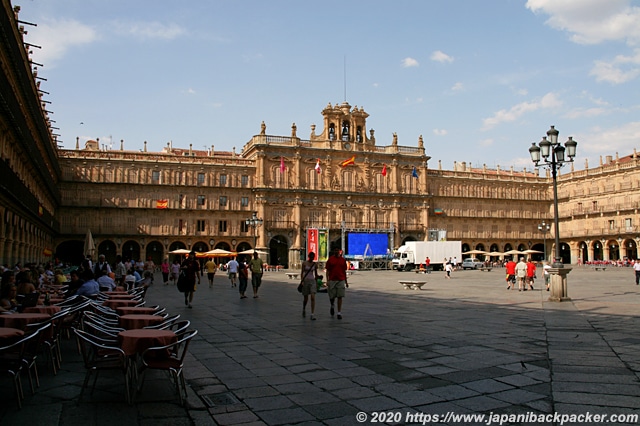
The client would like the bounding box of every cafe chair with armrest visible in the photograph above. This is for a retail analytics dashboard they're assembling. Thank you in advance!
[143,314,180,330]
[169,320,191,338]
[72,327,132,405]
[138,329,198,406]
[0,330,41,409]
[23,321,54,385]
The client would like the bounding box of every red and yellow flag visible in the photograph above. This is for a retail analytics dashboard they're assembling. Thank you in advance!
[340,155,356,167]
[156,200,168,209]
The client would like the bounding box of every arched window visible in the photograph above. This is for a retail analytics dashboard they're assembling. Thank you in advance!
[308,168,320,190]
[329,124,336,140]
[356,126,363,143]
[341,121,350,141]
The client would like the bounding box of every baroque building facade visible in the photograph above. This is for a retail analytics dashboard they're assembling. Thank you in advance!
[1,0,639,269]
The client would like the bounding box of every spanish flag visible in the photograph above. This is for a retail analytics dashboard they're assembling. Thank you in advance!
[156,199,168,209]
[340,155,356,167]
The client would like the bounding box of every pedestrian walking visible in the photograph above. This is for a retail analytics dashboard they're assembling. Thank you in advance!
[205,258,217,288]
[161,258,170,285]
[325,248,348,319]
[300,252,319,320]
[248,252,264,298]
[170,259,180,285]
[515,257,527,291]
[181,251,201,308]
[238,259,249,298]
[526,258,536,290]
[227,257,239,287]
[634,260,640,285]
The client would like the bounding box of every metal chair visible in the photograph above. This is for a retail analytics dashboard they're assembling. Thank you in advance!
[138,329,198,406]
[72,327,132,404]
[0,330,41,408]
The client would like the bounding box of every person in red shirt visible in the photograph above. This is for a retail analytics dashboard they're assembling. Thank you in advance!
[505,259,516,290]
[325,247,348,319]
[526,258,537,290]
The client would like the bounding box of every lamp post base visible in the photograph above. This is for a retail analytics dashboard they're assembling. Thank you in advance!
[548,266,572,302]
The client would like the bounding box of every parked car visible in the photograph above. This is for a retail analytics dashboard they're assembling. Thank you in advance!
[462,258,483,269]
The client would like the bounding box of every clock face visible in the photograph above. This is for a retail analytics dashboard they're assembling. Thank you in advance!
[344,142,351,150]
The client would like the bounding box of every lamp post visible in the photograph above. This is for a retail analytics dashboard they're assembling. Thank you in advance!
[529,126,577,302]
[529,126,577,267]
[537,221,550,262]
[245,211,263,249]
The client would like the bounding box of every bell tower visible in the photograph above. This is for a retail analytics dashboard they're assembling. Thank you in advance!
[320,102,371,151]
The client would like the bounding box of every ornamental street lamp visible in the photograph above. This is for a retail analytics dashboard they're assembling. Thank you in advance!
[529,126,577,267]
[245,211,263,249]
[538,221,550,262]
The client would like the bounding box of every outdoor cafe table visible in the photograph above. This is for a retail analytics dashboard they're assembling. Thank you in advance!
[0,312,50,330]
[118,314,164,330]
[102,299,138,309]
[0,327,24,344]
[115,306,157,316]
[117,329,177,357]
[23,305,62,315]
[105,294,135,299]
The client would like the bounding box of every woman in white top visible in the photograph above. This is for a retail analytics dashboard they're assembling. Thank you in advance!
[300,252,319,320]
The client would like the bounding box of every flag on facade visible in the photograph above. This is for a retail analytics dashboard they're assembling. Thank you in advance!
[280,156,286,173]
[381,164,387,177]
[156,199,168,209]
[412,167,419,178]
[434,208,444,215]
[315,159,322,174]
[340,155,356,167]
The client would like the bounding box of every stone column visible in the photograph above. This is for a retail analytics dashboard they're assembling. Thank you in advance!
[548,266,572,302]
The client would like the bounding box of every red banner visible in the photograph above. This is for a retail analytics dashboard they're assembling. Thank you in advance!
[307,228,319,259]
[156,200,168,209]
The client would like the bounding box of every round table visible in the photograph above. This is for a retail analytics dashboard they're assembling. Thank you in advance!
[117,329,177,356]
[0,313,50,330]
[102,299,139,309]
[106,294,135,299]
[0,327,24,344]
[115,306,157,316]
[23,305,62,315]
[118,314,164,330]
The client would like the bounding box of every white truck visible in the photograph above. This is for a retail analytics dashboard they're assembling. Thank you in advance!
[392,241,462,271]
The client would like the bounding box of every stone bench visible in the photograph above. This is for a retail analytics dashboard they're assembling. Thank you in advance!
[285,272,300,279]
[415,268,431,274]
[399,280,426,290]
[593,267,607,271]
[479,267,492,272]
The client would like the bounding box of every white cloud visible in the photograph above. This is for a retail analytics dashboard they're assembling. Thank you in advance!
[479,138,493,147]
[402,57,419,68]
[430,50,454,63]
[526,0,640,46]
[579,121,640,157]
[433,128,447,136]
[563,107,607,119]
[113,21,185,40]
[482,92,562,130]
[26,19,97,67]
[451,82,464,92]
[590,49,640,84]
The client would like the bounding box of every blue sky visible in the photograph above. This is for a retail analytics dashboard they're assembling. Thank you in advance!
[20,0,640,172]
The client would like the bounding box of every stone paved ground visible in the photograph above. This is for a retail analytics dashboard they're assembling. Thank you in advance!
[1,265,640,425]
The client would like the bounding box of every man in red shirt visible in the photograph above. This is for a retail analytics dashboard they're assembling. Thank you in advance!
[505,259,516,290]
[325,247,348,319]
[526,258,537,290]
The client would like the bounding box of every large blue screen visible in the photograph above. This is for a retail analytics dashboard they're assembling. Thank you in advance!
[346,233,388,256]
